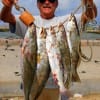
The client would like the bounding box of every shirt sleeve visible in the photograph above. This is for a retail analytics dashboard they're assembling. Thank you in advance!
[9,15,27,38]
[9,23,16,33]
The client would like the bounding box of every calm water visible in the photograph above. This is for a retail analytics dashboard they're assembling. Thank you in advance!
[0,31,100,40]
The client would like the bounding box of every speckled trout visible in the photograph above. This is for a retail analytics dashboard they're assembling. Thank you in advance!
[66,14,81,83]
[37,27,50,87]
[29,27,50,100]
[21,23,37,100]
[56,24,72,88]
[46,27,67,92]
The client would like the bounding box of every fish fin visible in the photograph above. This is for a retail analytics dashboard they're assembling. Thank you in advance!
[30,67,50,100]
[72,71,81,82]
[64,74,72,89]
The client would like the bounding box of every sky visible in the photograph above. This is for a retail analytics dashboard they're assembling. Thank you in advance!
[0,0,100,24]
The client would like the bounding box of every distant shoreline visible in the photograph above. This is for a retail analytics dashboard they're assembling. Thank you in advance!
[0,27,9,32]
[86,30,100,34]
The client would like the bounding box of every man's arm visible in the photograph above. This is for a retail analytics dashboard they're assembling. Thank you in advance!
[0,0,17,24]
[81,0,97,29]
[0,0,18,33]
[0,0,27,37]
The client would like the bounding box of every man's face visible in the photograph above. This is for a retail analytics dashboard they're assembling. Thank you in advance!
[37,0,58,19]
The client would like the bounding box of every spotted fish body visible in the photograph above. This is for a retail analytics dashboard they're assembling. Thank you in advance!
[21,23,37,100]
[30,27,50,99]
[66,14,81,82]
[46,27,66,92]
[56,24,72,88]
[37,27,50,85]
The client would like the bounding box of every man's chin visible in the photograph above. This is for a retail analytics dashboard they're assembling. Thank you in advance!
[43,10,52,15]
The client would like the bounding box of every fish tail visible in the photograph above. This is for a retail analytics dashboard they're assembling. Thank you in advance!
[29,66,50,100]
[22,59,35,100]
[78,42,92,62]
[72,70,81,82]
[64,72,72,89]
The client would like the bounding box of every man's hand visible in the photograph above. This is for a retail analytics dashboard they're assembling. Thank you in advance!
[82,0,94,5]
[0,0,18,24]
[82,0,97,18]
[81,0,97,30]
[2,0,18,7]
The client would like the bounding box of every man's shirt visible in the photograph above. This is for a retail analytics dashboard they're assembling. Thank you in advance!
[10,14,81,38]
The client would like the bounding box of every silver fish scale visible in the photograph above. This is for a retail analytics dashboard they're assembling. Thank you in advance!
[21,23,37,100]
[30,27,50,100]
[56,24,72,88]
[66,15,81,83]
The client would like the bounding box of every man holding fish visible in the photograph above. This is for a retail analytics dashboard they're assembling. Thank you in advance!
[0,0,97,100]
